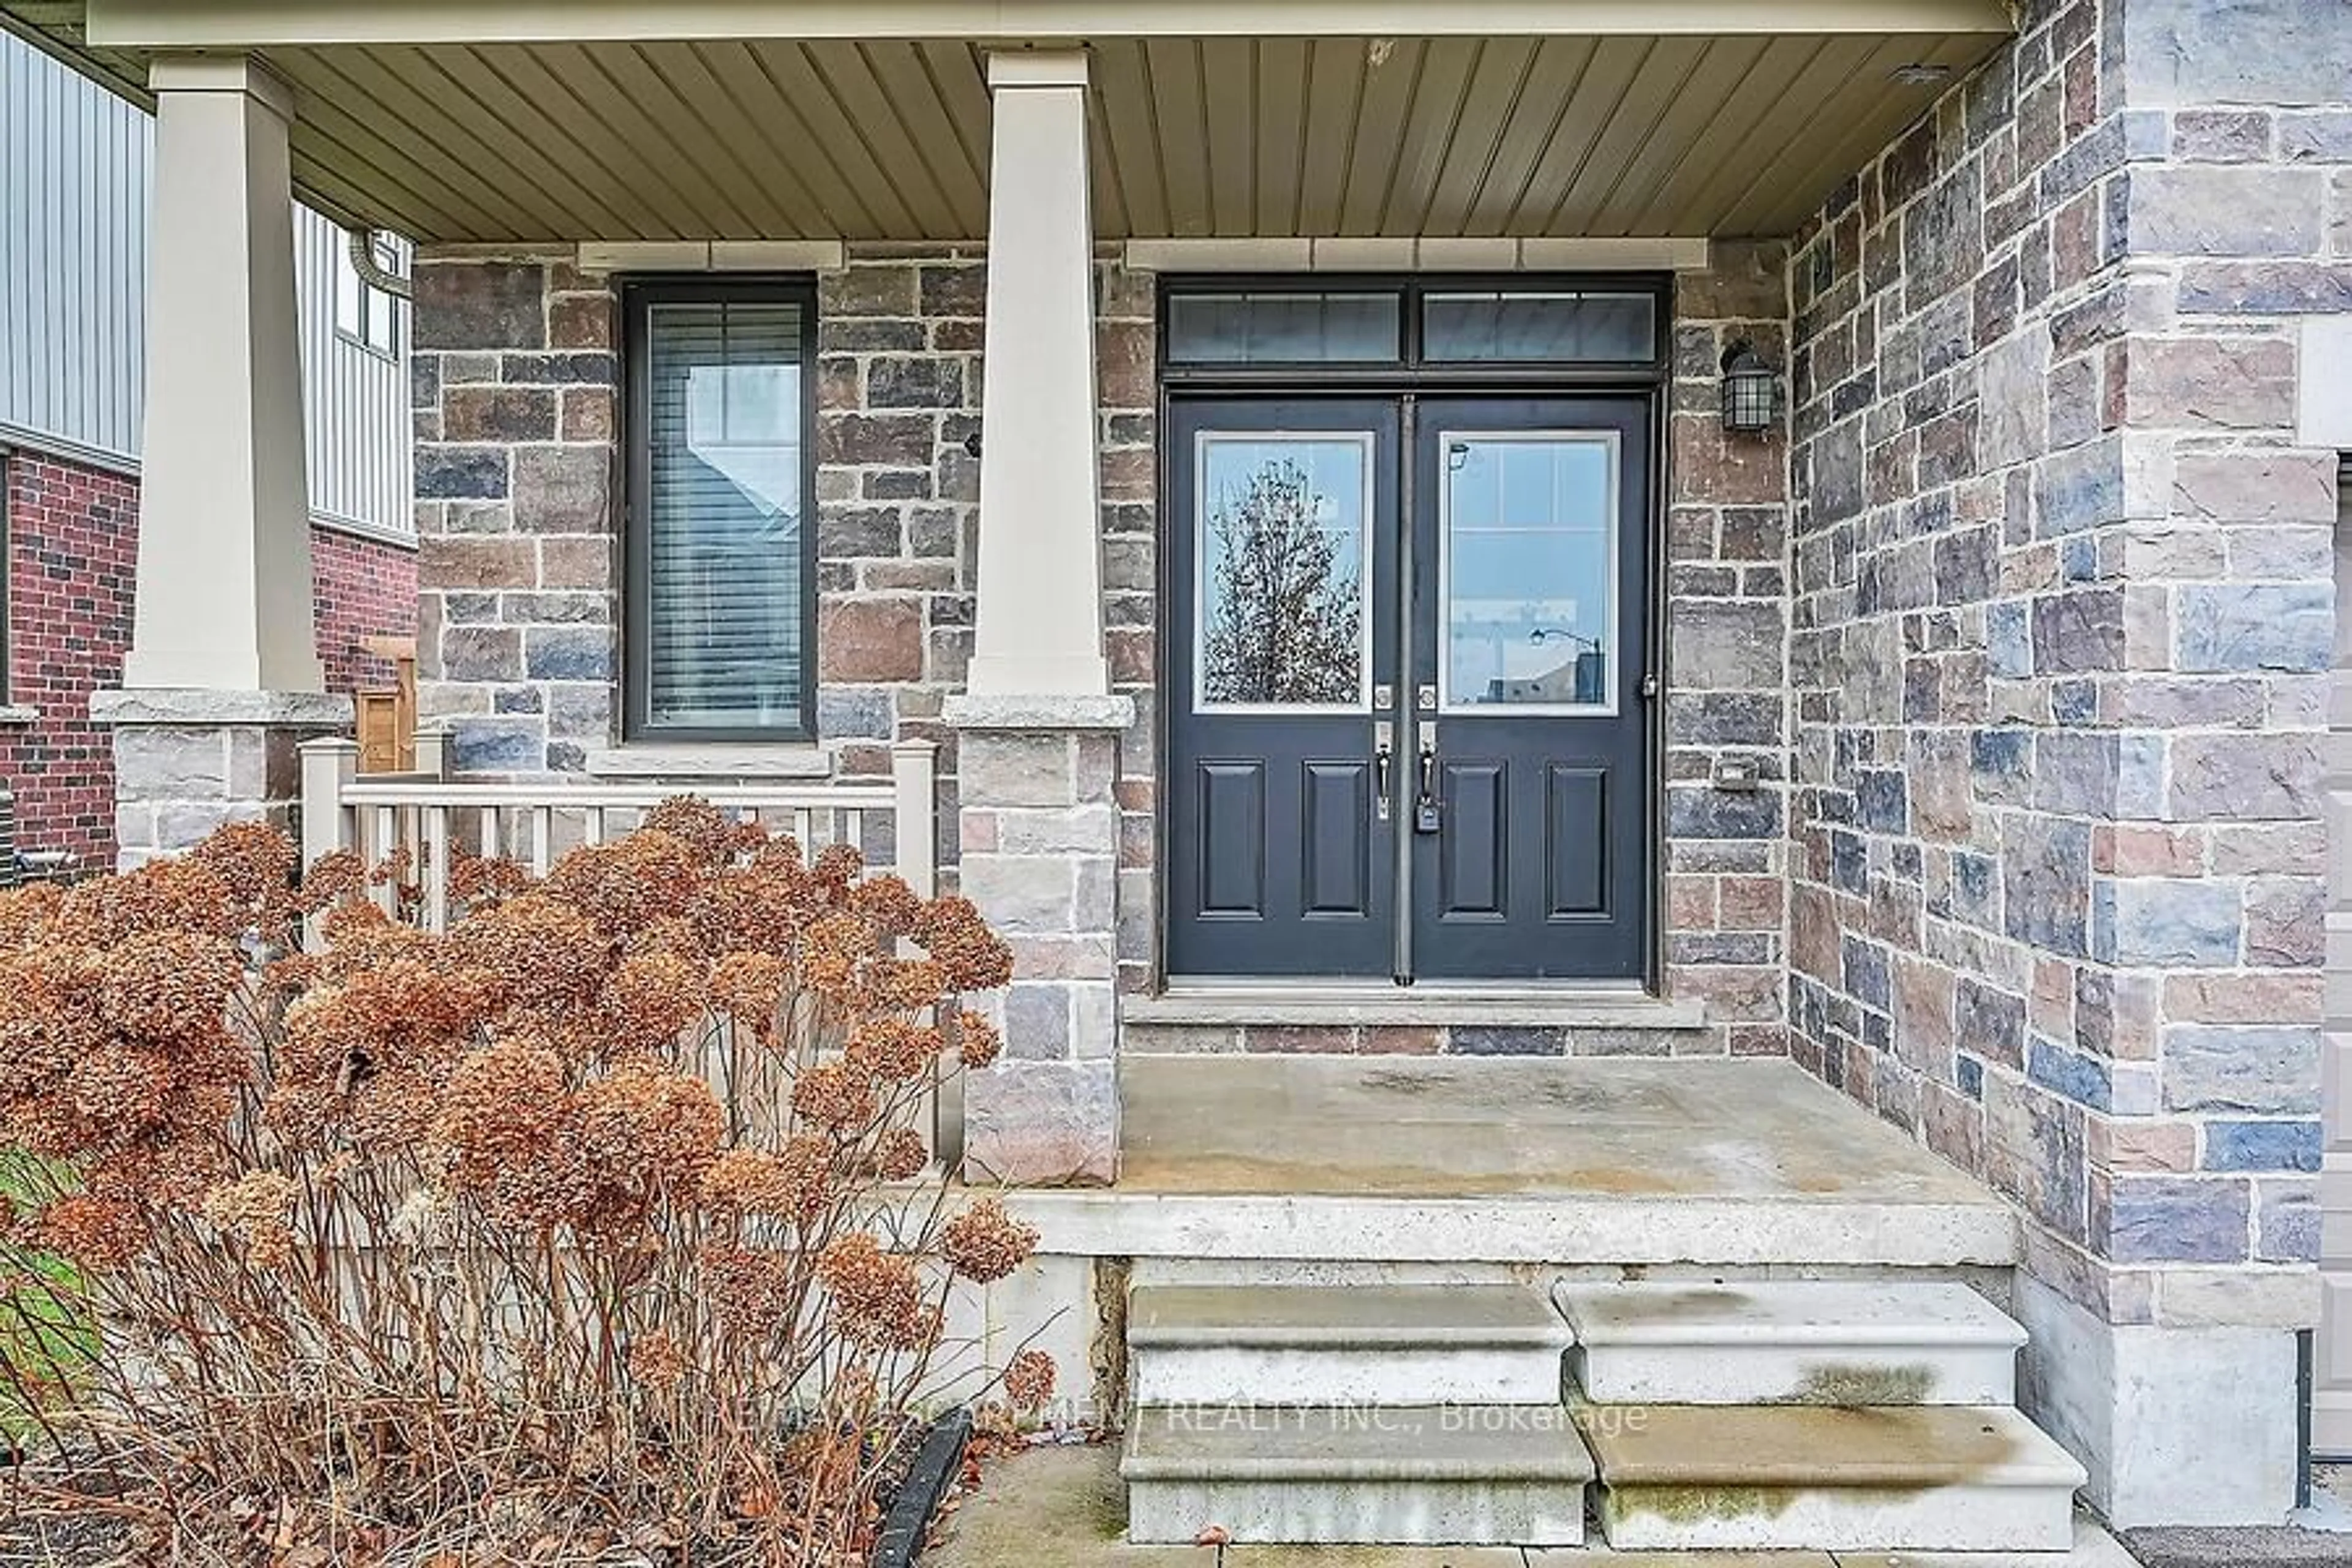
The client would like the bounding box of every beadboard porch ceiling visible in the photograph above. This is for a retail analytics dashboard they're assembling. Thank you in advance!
[6,1,2011,244]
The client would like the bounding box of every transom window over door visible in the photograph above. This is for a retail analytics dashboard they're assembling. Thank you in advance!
[624,279,816,740]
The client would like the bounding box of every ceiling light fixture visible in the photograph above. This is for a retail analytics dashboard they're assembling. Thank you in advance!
[1893,63,1956,85]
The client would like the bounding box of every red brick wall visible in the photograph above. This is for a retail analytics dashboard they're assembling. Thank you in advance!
[1,448,418,869]
[313,524,420,693]
[0,453,137,865]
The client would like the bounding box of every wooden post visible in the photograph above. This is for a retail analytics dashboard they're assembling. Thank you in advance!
[297,736,358,950]
[891,739,955,1167]
[892,739,940,897]
[413,722,453,781]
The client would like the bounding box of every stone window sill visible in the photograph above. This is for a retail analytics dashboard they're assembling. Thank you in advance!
[0,705,37,726]
[584,744,834,782]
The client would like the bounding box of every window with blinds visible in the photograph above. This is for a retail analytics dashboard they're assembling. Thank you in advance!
[627,284,815,738]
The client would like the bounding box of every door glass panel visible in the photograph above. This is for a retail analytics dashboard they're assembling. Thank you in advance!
[1194,433,1373,710]
[1423,292,1656,363]
[1439,432,1618,714]
[1166,292,1401,364]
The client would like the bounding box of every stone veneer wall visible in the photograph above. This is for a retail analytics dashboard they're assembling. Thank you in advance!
[1787,0,2345,1520]
[411,254,620,774]
[1664,244,1796,1058]
[415,245,1800,1053]
[409,250,1156,869]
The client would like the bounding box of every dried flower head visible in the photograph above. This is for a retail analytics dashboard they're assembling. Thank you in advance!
[450,895,610,1015]
[799,914,875,1000]
[55,855,238,945]
[953,1009,1003,1070]
[861,957,949,1015]
[937,1196,1038,1285]
[96,930,241,1043]
[0,881,64,951]
[598,951,707,1055]
[1003,1349,1057,1412]
[703,1243,796,1338]
[541,832,704,938]
[710,951,790,1028]
[433,1036,577,1228]
[190,821,299,923]
[450,852,533,909]
[870,1128,931,1183]
[297,848,368,911]
[914,897,1014,992]
[846,1019,941,1085]
[200,1171,298,1268]
[809,842,865,896]
[847,875,922,939]
[641,797,758,867]
[570,1065,725,1211]
[627,1330,688,1392]
[700,1142,832,1227]
[33,1193,142,1270]
[791,1062,876,1130]
[818,1233,932,1350]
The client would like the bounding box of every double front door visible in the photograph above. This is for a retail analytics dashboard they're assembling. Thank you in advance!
[1167,394,1653,983]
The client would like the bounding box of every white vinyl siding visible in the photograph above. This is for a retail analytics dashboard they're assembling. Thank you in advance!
[0,32,410,538]
[0,29,146,466]
[296,208,410,537]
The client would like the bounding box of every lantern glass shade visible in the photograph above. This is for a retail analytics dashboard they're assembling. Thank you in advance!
[1719,344,1779,434]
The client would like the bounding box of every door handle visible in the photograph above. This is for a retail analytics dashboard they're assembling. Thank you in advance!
[1415,722,1442,834]
[1373,722,1393,822]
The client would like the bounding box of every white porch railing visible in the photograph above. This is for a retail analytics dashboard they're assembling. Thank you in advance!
[293,731,957,1166]
[297,734,940,931]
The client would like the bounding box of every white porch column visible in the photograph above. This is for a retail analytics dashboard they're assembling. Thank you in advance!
[945,50,1129,1184]
[966,50,1109,699]
[125,56,322,694]
[96,57,345,869]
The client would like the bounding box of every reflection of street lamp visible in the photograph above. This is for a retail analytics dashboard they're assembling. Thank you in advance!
[1528,627,1605,705]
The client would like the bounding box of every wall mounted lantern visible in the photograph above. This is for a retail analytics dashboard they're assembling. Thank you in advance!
[1719,340,1782,435]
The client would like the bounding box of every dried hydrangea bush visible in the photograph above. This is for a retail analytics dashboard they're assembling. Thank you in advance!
[0,806,1049,1564]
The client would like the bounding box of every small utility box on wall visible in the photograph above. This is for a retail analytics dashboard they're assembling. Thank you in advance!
[355,635,417,774]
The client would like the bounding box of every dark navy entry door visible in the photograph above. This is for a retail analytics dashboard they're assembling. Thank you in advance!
[1166,394,1651,982]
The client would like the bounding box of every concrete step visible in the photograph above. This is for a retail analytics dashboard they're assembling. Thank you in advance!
[1555,1279,2026,1406]
[1128,1284,1570,1405]
[1582,1403,2087,1553]
[1122,1403,1593,1547]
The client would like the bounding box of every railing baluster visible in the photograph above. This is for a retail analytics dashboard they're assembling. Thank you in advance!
[532,807,553,876]
[583,807,605,846]
[424,806,451,933]
[480,804,501,861]
[370,806,396,914]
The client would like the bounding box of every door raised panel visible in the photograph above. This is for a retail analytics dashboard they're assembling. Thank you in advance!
[1545,764,1610,917]
[1301,761,1374,917]
[1438,760,1509,919]
[1197,761,1267,918]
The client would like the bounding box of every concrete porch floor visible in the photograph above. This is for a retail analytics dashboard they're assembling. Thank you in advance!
[1117,1056,1991,1205]
[998,1057,2018,1272]
[926,1444,2142,1567]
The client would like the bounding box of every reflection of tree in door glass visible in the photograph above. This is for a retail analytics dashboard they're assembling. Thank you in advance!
[1202,458,1362,705]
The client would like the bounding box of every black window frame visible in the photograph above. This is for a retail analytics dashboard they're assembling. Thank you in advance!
[620,275,821,744]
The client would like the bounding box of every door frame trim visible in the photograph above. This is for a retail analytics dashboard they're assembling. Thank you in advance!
[1151,271,1675,996]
